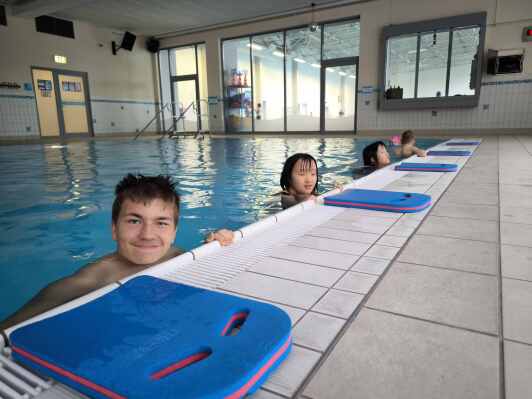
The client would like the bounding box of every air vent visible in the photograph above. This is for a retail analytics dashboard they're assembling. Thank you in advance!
[0,6,6,26]
[35,15,74,39]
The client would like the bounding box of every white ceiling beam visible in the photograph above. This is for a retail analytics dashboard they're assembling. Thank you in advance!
[10,0,94,17]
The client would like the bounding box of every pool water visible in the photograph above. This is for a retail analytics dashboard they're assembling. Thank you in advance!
[0,136,442,320]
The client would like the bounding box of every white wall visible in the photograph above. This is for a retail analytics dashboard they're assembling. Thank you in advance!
[160,0,532,133]
[0,14,160,137]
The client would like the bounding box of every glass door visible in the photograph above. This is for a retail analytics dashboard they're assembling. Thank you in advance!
[171,77,200,133]
[320,58,358,132]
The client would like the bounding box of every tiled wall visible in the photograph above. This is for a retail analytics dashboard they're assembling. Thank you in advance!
[0,94,160,137]
[357,77,532,131]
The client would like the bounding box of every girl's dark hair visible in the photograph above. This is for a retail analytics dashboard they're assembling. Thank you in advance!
[112,174,180,225]
[280,153,319,194]
[363,141,387,166]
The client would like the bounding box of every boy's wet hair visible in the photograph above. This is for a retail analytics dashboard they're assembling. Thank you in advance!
[401,130,415,145]
[363,141,387,166]
[280,153,319,194]
[112,174,180,225]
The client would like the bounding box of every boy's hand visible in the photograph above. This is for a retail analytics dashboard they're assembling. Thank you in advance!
[205,229,235,246]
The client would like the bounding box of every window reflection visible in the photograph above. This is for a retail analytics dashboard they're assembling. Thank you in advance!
[449,27,480,96]
[418,31,449,98]
[286,27,321,131]
[251,32,285,131]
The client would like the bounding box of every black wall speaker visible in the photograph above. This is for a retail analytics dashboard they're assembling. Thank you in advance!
[121,31,136,51]
[146,38,160,53]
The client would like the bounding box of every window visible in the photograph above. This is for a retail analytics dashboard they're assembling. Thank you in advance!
[380,13,486,109]
[0,6,6,26]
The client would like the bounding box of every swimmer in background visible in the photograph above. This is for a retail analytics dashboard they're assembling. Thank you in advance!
[396,130,427,158]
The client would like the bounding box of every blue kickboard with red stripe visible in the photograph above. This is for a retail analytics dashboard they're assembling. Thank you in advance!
[10,276,292,399]
[395,162,458,172]
[445,141,480,146]
[427,150,471,156]
[323,188,431,213]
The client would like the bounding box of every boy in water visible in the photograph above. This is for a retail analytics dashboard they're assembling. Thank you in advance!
[397,130,427,158]
[0,174,233,334]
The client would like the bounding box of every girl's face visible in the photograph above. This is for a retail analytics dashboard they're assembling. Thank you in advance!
[289,159,317,195]
[376,145,391,168]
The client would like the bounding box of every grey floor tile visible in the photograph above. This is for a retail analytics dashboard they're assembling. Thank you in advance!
[307,226,380,244]
[500,205,532,225]
[504,340,532,399]
[269,245,359,270]
[290,235,371,256]
[501,244,532,281]
[335,208,401,220]
[323,216,395,235]
[334,271,379,294]
[366,262,498,334]
[221,272,327,309]
[501,222,532,247]
[386,223,417,237]
[303,308,499,399]
[364,244,401,260]
[500,184,532,208]
[351,257,390,275]
[249,389,285,399]
[453,168,498,184]
[377,234,409,247]
[503,278,532,344]
[251,257,344,287]
[441,183,499,206]
[398,234,498,275]
[431,201,499,221]
[292,312,345,352]
[263,345,321,397]
[312,289,364,319]
[418,215,498,242]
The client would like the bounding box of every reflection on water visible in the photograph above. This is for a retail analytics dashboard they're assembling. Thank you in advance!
[0,136,441,319]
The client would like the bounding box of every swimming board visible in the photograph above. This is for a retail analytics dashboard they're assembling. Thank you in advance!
[323,188,431,213]
[427,150,471,156]
[395,162,458,172]
[445,141,480,146]
[10,276,292,399]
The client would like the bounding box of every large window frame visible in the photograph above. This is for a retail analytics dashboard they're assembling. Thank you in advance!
[379,12,486,110]
[220,16,360,133]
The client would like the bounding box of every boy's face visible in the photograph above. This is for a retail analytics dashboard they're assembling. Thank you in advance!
[290,159,317,195]
[112,198,177,265]
[375,144,391,168]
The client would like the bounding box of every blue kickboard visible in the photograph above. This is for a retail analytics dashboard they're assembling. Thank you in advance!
[323,188,431,213]
[395,162,458,172]
[10,276,292,399]
[427,150,471,156]
[445,141,480,146]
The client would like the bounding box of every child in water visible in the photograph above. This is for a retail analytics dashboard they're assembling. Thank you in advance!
[353,141,391,179]
[279,153,319,209]
[396,130,427,158]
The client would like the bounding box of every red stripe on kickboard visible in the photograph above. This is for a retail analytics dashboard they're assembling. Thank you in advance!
[324,200,430,211]
[150,351,211,380]
[225,335,291,399]
[221,312,248,336]
[12,346,126,399]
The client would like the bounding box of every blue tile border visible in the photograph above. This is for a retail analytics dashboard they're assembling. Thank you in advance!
[91,98,159,105]
[0,94,35,99]
[481,78,532,86]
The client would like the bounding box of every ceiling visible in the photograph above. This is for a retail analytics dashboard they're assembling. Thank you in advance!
[4,0,360,37]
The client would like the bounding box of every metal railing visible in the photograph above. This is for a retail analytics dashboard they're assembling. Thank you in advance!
[134,101,208,140]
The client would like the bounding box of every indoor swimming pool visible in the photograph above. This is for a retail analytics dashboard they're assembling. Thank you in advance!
[0,136,443,320]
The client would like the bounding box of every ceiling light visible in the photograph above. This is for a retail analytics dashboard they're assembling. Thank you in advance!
[294,58,306,63]
[349,75,356,79]
[339,71,347,76]
[311,63,321,68]
[247,43,264,51]
[326,67,335,72]
[273,51,285,57]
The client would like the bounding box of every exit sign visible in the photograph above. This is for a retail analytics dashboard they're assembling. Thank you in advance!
[524,26,532,42]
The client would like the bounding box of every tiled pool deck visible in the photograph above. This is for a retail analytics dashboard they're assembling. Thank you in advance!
[1,135,531,399]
